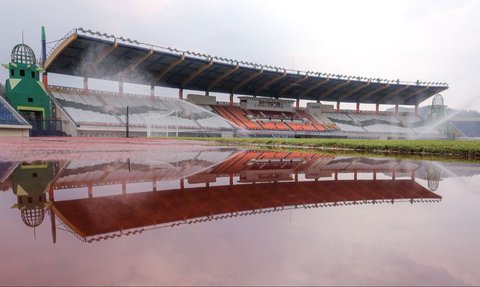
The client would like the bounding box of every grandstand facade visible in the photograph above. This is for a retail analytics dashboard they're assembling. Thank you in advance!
[1,27,451,138]
[49,85,234,137]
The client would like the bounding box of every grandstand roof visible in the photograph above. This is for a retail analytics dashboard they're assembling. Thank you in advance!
[45,28,448,105]
[53,179,440,239]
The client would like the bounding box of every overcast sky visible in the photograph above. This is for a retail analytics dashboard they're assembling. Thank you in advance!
[1,0,480,110]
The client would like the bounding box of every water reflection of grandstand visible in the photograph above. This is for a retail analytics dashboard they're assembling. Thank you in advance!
[54,149,237,190]
[4,150,450,243]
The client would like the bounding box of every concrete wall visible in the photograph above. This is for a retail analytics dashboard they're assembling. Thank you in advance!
[306,102,334,113]
[0,125,30,137]
[56,106,78,136]
[187,94,216,105]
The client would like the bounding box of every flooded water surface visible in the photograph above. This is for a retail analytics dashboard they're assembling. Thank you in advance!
[1,140,480,285]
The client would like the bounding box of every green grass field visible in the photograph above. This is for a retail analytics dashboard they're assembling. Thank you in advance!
[184,137,480,160]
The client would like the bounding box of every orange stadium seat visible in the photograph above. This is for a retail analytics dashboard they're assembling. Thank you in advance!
[297,109,327,131]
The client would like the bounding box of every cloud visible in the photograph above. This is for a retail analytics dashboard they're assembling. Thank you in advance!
[1,0,479,110]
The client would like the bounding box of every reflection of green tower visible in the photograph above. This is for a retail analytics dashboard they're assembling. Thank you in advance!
[425,163,441,192]
[2,44,51,120]
[11,162,54,229]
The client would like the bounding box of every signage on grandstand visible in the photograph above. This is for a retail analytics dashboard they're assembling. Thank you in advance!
[239,96,294,111]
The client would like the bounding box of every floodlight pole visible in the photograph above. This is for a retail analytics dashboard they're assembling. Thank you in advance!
[175,110,178,138]
[126,106,129,138]
[41,26,48,87]
[165,115,168,138]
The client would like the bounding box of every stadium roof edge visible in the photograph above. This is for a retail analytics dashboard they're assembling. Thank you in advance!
[44,27,449,105]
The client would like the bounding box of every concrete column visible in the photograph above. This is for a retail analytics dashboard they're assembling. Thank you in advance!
[395,104,399,115]
[334,171,338,181]
[50,207,56,244]
[88,185,93,198]
[376,103,380,114]
[356,102,360,113]
[392,171,396,180]
[119,81,124,95]
[336,101,340,112]
[122,182,127,195]
[205,90,209,96]
[373,172,377,180]
[43,73,49,88]
[229,174,233,186]
[230,93,234,107]
[152,179,157,192]
[180,178,185,190]
[296,98,300,109]
[83,77,88,94]
[150,85,154,97]
[411,170,416,181]
[295,172,298,182]
[415,104,419,116]
[354,171,357,180]
[179,88,183,100]
[48,184,55,201]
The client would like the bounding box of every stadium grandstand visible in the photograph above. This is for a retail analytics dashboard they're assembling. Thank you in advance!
[0,95,31,137]
[49,85,235,137]
[450,120,480,139]
[1,27,452,138]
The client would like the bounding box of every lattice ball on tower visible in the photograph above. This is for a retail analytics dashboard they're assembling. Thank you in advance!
[428,179,439,192]
[432,94,444,106]
[11,44,37,65]
[21,208,45,228]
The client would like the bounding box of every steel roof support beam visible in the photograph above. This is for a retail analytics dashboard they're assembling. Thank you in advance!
[255,71,287,95]
[44,33,78,70]
[151,55,185,85]
[280,75,309,97]
[358,83,390,102]
[231,69,264,93]
[93,41,119,67]
[318,80,351,101]
[181,60,213,88]
[378,85,410,104]
[402,86,430,104]
[119,49,154,80]
[297,78,330,99]
[79,41,119,76]
[208,64,239,91]
[337,81,370,101]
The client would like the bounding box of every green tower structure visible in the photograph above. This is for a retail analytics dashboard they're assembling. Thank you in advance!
[430,94,445,120]
[2,43,51,121]
[429,94,447,135]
